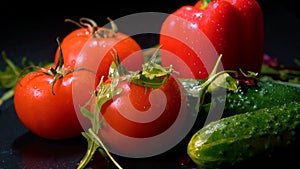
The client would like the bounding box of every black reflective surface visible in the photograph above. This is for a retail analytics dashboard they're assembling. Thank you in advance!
[1,1,300,169]
[1,98,300,169]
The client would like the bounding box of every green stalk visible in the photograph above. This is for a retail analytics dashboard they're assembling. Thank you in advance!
[77,65,122,169]
[193,55,239,112]
[88,128,123,169]
[201,0,213,10]
[76,132,100,169]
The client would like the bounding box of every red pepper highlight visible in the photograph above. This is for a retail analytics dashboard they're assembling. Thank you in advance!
[160,0,264,79]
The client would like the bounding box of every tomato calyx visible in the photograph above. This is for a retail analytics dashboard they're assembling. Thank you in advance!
[65,17,119,39]
[17,38,92,95]
[44,38,94,95]
[117,47,173,89]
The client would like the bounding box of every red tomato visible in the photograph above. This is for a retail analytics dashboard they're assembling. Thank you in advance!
[13,65,90,140]
[54,18,144,86]
[101,76,181,137]
[96,75,188,156]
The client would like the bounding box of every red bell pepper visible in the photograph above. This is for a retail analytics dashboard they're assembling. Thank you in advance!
[160,0,264,79]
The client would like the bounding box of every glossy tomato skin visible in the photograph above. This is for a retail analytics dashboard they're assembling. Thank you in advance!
[13,66,84,140]
[54,27,144,86]
[100,76,182,138]
[54,28,91,68]
[97,75,187,155]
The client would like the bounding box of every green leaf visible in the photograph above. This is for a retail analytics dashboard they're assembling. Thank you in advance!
[0,88,15,106]
[128,47,173,89]
[208,73,238,92]
[80,106,94,121]
[0,54,21,89]
[0,51,53,106]
[191,54,239,113]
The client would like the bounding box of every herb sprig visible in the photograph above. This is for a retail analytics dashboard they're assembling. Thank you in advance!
[0,51,52,106]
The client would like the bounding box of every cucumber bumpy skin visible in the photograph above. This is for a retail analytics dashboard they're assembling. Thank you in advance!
[181,79,300,117]
[224,80,300,116]
[187,102,300,169]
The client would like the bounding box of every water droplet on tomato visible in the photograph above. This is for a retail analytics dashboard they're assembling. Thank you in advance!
[34,89,41,98]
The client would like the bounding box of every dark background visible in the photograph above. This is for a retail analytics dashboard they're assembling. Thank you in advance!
[0,1,299,169]
[0,0,299,67]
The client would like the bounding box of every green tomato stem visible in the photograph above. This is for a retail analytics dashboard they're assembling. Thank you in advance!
[88,128,123,169]
[78,70,123,169]
[195,54,238,112]
[76,132,99,169]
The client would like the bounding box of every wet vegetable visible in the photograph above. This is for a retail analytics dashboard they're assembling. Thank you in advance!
[13,41,88,140]
[160,0,264,79]
[54,17,143,84]
[187,101,300,169]
[77,50,180,169]
[181,77,300,117]
[224,80,300,116]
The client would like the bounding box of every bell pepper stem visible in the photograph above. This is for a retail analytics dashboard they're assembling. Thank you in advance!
[201,0,213,9]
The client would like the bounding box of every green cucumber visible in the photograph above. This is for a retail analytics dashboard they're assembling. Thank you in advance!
[181,79,300,116]
[187,101,300,169]
[224,80,300,116]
